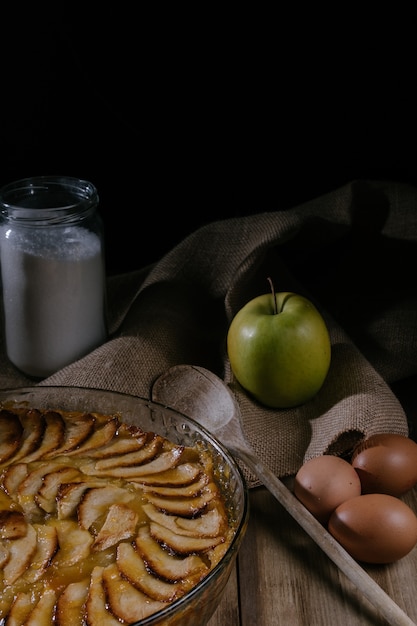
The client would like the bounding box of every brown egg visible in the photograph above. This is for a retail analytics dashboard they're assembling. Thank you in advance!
[351,433,417,496]
[328,493,417,563]
[294,455,362,524]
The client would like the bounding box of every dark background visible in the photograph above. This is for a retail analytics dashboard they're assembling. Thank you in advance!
[1,6,416,275]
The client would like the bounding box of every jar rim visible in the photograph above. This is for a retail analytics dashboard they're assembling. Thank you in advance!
[0,176,99,224]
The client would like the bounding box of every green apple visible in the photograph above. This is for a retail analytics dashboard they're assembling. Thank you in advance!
[227,288,331,408]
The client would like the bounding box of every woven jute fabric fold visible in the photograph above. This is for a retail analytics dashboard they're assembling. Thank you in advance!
[1,179,416,485]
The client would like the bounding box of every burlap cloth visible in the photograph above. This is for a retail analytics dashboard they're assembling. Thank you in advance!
[1,179,416,487]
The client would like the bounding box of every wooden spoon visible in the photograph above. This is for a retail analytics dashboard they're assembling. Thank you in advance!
[152,364,416,626]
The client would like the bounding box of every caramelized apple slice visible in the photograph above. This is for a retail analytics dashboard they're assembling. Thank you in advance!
[93,433,163,470]
[55,579,90,626]
[64,416,119,457]
[117,541,191,602]
[79,420,146,459]
[20,411,65,462]
[82,446,185,478]
[56,480,106,520]
[9,409,45,465]
[150,521,224,554]
[143,502,225,538]
[23,523,58,583]
[132,462,202,486]
[85,566,123,626]
[2,462,28,495]
[17,461,69,521]
[92,503,139,551]
[0,409,23,465]
[23,588,57,626]
[44,413,95,458]
[36,466,82,513]
[102,562,167,623]
[54,520,93,567]
[5,591,35,625]
[77,486,134,530]
[144,482,218,517]
[135,526,208,582]
[140,472,208,497]
[3,522,38,585]
[0,510,28,539]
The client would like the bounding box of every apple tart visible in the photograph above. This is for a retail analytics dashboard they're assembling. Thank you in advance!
[0,406,235,624]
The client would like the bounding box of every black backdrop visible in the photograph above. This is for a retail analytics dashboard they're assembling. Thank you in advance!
[1,6,416,275]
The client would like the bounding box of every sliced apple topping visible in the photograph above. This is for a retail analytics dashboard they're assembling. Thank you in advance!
[2,522,38,585]
[77,485,135,530]
[0,509,28,539]
[19,410,66,462]
[5,591,36,625]
[135,526,208,581]
[85,566,124,626]
[82,444,185,478]
[116,541,195,602]
[7,409,46,465]
[23,588,57,626]
[92,503,139,551]
[55,578,90,626]
[36,466,82,513]
[44,412,96,458]
[132,461,202,486]
[102,562,167,623]
[23,523,58,583]
[149,520,224,554]
[0,409,23,465]
[143,502,226,537]
[0,404,234,624]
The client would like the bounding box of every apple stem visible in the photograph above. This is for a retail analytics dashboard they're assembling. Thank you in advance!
[267,277,278,315]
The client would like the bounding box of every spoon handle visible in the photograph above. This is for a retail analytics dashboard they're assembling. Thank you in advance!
[236,446,416,626]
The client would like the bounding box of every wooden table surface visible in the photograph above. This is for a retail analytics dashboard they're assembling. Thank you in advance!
[207,380,417,626]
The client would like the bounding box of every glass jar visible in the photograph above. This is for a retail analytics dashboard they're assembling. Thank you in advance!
[0,176,107,378]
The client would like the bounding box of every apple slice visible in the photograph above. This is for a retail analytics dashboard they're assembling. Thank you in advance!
[0,510,28,539]
[116,541,190,602]
[4,591,35,625]
[64,416,119,457]
[0,408,23,465]
[135,526,208,582]
[44,413,95,458]
[79,420,146,458]
[54,520,93,567]
[23,523,58,583]
[144,482,218,517]
[2,462,29,495]
[85,566,124,626]
[140,472,209,497]
[77,485,135,530]
[2,522,38,585]
[56,480,106,520]
[93,433,163,470]
[143,502,226,538]
[36,466,82,513]
[131,462,202,486]
[0,409,45,468]
[102,562,167,623]
[17,461,69,521]
[23,588,57,626]
[92,503,139,551]
[149,521,224,554]
[55,579,90,626]
[81,445,185,478]
[20,411,66,462]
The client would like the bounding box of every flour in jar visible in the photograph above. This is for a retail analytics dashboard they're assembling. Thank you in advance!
[0,225,107,378]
